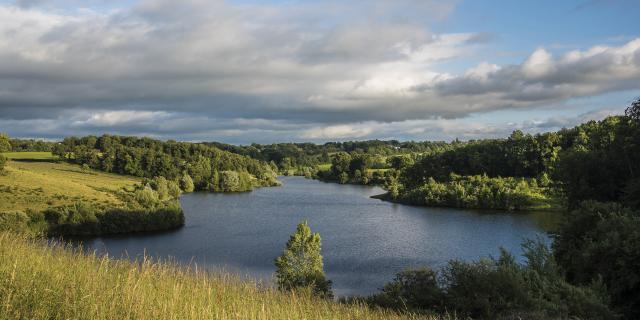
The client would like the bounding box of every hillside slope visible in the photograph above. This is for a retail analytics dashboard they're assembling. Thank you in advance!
[0,154,140,212]
[0,233,442,320]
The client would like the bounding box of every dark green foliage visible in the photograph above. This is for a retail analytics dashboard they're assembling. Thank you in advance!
[625,97,640,120]
[554,113,640,209]
[275,221,332,298]
[9,138,55,152]
[367,268,443,313]
[387,155,414,170]
[43,201,184,236]
[396,174,548,211]
[368,240,614,320]
[401,130,561,188]
[331,152,352,177]
[553,201,640,319]
[57,135,279,192]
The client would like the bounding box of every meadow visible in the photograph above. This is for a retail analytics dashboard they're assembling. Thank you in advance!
[0,153,140,212]
[0,232,446,320]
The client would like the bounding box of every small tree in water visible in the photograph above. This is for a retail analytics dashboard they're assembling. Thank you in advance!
[275,221,332,298]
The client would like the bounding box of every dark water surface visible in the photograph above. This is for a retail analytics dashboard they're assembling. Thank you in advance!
[76,176,553,296]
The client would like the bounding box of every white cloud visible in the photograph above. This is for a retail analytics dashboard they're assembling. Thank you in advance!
[522,48,555,79]
[302,124,374,139]
[72,111,169,127]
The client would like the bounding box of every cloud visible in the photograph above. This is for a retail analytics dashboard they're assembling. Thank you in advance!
[302,124,374,140]
[0,0,638,142]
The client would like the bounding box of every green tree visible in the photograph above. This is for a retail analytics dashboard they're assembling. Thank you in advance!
[219,170,240,192]
[331,152,352,177]
[0,133,11,152]
[180,173,195,192]
[275,221,332,298]
[338,172,349,184]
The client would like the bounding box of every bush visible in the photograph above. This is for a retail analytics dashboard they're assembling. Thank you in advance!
[554,201,640,318]
[368,240,614,319]
[368,268,443,312]
[0,210,46,235]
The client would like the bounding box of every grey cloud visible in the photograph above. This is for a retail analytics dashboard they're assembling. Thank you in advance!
[0,1,639,142]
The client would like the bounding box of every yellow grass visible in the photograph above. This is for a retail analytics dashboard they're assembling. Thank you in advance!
[2,152,56,160]
[0,232,446,320]
[0,157,140,212]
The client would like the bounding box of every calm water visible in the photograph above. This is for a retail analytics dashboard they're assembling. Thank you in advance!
[76,176,553,296]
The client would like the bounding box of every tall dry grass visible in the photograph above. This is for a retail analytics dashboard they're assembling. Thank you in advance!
[0,233,449,320]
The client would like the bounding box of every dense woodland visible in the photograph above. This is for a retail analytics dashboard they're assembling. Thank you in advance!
[52,135,280,192]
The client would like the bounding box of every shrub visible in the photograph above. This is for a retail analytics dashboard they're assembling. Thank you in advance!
[368,240,614,319]
[554,201,640,318]
[368,268,443,312]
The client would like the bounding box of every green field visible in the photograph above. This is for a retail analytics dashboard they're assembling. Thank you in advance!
[0,232,442,320]
[0,153,140,212]
[2,151,56,160]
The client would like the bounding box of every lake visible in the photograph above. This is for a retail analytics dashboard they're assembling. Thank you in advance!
[76,176,554,297]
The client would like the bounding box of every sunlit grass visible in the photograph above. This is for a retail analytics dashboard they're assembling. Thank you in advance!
[0,232,447,320]
[0,158,140,212]
[2,152,56,160]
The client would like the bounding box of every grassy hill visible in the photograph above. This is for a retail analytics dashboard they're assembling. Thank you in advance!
[0,232,443,320]
[0,152,140,212]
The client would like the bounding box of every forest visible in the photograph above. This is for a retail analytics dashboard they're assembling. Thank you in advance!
[52,135,280,192]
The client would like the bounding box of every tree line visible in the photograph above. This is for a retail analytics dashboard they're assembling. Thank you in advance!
[52,135,280,192]
[391,174,550,211]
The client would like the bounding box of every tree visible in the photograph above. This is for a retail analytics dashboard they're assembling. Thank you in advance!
[338,172,349,184]
[180,173,195,192]
[625,97,640,120]
[0,133,11,153]
[331,152,352,177]
[553,201,640,318]
[219,170,240,192]
[275,221,332,298]
[388,155,414,170]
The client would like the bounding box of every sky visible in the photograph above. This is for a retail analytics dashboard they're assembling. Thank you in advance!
[0,0,639,144]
